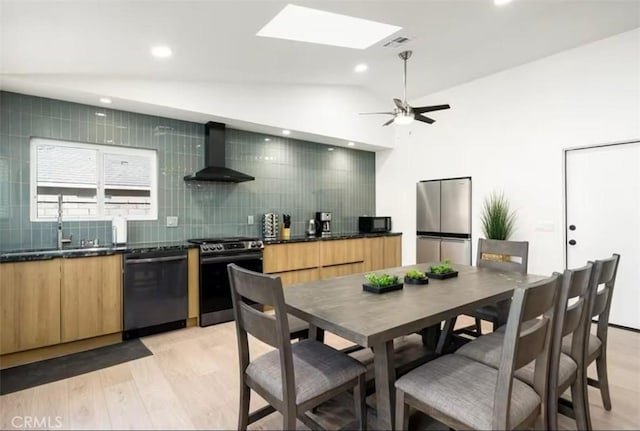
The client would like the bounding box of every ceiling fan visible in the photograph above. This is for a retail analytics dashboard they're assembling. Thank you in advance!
[361,50,450,126]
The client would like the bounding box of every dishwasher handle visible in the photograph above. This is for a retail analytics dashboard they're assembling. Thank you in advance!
[125,255,187,265]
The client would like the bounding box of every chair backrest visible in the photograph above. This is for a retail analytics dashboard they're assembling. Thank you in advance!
[493,273,561,429]
[227,263,296,404]
[477,238,529,274]
[548,263,593,397]
[588,254,621,344]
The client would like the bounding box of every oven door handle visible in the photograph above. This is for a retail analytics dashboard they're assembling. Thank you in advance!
[201,254,263,264]
[125,255,187,265]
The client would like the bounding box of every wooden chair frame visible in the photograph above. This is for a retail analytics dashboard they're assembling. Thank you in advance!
[397,274,560,430]
[228,263,366,431]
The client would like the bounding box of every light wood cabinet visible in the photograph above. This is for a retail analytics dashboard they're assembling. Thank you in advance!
[320,262,365,279]
[320,239,364,266]
[188,248,199,320]
[382,235,402,268]
[364,235,403,271]
[263,242,319,273]
[60,255,122,342]
[0,260,62,354]
[272,268,320,286]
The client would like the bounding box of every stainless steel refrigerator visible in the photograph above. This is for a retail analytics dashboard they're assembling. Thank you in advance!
[416,177,472,265]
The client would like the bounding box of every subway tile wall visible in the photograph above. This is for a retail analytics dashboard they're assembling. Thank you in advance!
[0,91,376,250]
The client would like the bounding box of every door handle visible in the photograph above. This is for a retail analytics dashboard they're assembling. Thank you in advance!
[568,239,577,246]
[569,225,576,231]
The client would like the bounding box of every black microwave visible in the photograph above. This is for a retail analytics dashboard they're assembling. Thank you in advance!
[359,216,392,233]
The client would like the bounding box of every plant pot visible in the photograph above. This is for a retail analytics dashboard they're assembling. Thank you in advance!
[404,276,429,285]
[426,271,459,280]
[363,282,404,294]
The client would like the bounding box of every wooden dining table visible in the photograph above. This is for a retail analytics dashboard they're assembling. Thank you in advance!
[284,263,547,430]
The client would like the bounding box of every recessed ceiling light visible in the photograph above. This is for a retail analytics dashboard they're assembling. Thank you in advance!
[151,45,172,59]
[348,142,355,147]
[328,147,335,151]
[99,97,112,104]
[354,64,368,73]
[494,0,513,5]
[257,4,401,50]
[264,138,271,142]
[95,112,106,117]
[282,130,291,135]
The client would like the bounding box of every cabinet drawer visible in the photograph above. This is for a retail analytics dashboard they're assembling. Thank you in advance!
[263,242,319,273]
[320,262,365,279]
[272,268,320,287]
[320,239,364,266]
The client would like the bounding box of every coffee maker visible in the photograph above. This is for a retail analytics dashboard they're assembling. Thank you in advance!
[315,212,332,237]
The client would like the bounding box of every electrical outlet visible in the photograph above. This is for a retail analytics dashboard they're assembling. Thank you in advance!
[166,216,178,227]
[247,215,254,225]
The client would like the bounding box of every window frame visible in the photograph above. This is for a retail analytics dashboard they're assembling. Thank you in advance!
[30,138,158,222]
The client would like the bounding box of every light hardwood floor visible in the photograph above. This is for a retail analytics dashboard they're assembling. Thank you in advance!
[1,319,639,430]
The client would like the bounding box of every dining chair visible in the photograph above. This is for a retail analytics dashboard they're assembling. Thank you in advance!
[227,263,368,431]
[457,263,594,430]
[439,239,529,344]
[562,254,620,429]
[395,273,560,430]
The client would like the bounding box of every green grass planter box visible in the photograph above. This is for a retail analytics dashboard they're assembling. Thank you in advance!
[363,282,404,294]
[404,276,429,285]
[426,271,459,280]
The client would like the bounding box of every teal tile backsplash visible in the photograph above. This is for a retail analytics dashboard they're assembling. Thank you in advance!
[0,91,375,250]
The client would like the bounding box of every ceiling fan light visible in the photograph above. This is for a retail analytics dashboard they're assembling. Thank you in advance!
[394,113,414,125]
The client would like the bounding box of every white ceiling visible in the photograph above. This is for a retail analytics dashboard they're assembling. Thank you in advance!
[2,0,639,102]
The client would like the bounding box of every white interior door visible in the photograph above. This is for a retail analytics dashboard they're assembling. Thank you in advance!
[565,141,640,329]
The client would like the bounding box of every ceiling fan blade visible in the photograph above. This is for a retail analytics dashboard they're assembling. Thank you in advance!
[415,114,435,124]
[382,118,395,127]
[359,112,395,116]
[413,104,451,114]
[393,98,405,110]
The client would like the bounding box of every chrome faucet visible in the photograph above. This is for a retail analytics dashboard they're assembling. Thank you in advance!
[57,194,72,249]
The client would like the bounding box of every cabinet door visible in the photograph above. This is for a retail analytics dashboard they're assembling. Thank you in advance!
[188,248,199,319]
[383,236,402,268]
[0,260,61,354]
[364,237,385,271]
[61,255,122,342]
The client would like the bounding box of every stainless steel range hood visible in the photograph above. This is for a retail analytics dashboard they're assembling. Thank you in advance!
[184,122,254,183]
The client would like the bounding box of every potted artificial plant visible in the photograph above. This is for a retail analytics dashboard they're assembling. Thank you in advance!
[480,191,516,261]
[363,273,403,294]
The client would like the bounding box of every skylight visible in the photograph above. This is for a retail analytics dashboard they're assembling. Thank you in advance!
[257,4,401,50]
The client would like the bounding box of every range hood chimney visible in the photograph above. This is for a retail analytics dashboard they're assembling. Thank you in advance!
[183,122,254,183]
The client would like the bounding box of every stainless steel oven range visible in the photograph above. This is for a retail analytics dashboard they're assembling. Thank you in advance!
[188,237,263,326]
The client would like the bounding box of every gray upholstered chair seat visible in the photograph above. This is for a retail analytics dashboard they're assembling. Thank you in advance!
[562,333,602,359]
[456,331,578,387]
[247,339,367,404]
[395,354,540,430]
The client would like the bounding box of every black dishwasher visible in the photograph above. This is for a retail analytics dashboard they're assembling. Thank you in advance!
[123,249,188,339]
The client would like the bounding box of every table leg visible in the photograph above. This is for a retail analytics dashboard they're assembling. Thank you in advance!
[308,324,325,343]
[436,316,457,355]
[373,340,396,430]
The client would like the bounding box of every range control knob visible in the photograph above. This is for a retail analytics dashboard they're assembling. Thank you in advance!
[201,245,210,252]
[217,244,224,250]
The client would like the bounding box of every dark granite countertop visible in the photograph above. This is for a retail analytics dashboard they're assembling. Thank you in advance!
[263,231,402,245]
[0,241,198,263]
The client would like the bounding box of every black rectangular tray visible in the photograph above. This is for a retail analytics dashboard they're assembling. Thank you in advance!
[426,271,459,280]
[404,276,429,285]
[363,282,404,294]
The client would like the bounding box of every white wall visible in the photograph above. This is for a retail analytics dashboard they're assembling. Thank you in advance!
[0,76,395,150]
[377,28,640,274]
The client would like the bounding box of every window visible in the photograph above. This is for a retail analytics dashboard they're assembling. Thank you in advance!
[30,138,157,221]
